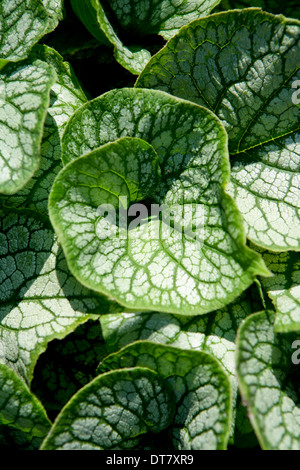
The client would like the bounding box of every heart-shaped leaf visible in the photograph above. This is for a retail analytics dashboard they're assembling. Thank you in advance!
[137,9,300,251]
[99,286,263,445]
[98,341,232,450]
[41,367,175,450]
[51,88,269,316]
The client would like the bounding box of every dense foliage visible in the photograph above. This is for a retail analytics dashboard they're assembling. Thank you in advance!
[0,0,299,450]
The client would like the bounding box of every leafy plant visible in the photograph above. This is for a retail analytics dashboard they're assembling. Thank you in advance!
[0,0,299,451]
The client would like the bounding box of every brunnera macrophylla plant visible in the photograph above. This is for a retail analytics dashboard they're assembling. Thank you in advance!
[48,88,269,316]
[0,0,299,452]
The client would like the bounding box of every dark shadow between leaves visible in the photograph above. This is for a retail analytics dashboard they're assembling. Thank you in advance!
[31,318,108,421]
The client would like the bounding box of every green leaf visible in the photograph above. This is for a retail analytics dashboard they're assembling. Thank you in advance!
[0,0,49,63]
[59,136,160,205]
[256,247,300,332]
[0,208,121,384]
[69,0,110,45]
[0,58,56,195]
[136,9,300,251]
[52,88,268,316]
[100,289,261,378]
[236,310,300,450]
[218,0,300,20]
[42,0,65,34]
[0,363,51,440]
[98,341,232,449]
[70,0,151,75]
[1,45,87,214]
[41,367,175,450]
[99,287,263,444]
[70,0,221,74]
[98,0,222,40]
